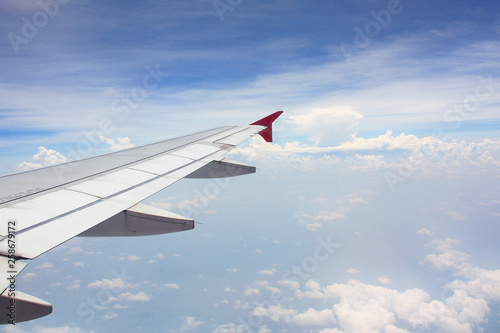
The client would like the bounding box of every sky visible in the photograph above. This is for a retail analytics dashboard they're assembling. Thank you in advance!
[1,0,500,332]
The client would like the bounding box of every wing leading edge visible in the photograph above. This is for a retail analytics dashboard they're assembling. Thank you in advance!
[0,111,283,324]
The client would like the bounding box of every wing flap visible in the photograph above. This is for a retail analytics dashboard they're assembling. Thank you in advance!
[166,161,209,179]
[186,158,256,178]
[78,203,194,237]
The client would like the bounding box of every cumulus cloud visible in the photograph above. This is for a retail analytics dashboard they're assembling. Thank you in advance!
[233,123,500,180]
[289,107,363,145]
[87,278,131,290]
[291,278,487,333]
[252,305,336,326]
[35,262,53,270]
[68,247,83,254]
[425,239,470,271]
[212,323,251,333]
[154,253,165,259]
[277,280,300,290]
[296,193,370,230]
[165,283,180,290]
[377,276,392,285]
[297,208,351,230]
[99,135,134,151]
[151,195,219,216]
[180,317,204,331]
[21,272,36,280]
[110,291,150,302]
[446,210,467,221]
[251,240,500,333]
[244,288,260,296]
[258,269,277,276]
[17,146,67,170]
[417,228,434,236]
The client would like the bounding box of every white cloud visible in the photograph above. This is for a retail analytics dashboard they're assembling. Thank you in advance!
[154,253,165,259]
[151,195,219,214]
[265,285,281,294]
[35,262,53,269]
[17,146,67,170]
[99,135,134,151]
[252,305,336,326]
[292,278,483,333]
[447,210,467,221]
[102,313,117,320]
[277,240,499,333]
[446,270,500,302]
[227,268,238,273]
[377,276,392,285]
[87,278,131,290]
[349,197,369,206]
[258,268,277,276]
[180,317,204,331]
[233,127,500,179]
[126,255,141,262]
[425,239,470,271]
[297,220,324,231]
[68,247,83,254]
[417,228,434,236]
[165,283,180,290]
[278,280,300,290]
[346,269,360,275]
[296,193,370,230]
[212,323,251,333]
[244,288,260,296]
[16,161,44,170]
[111,291,150,302]
[20,273,35,280]
[289,107,363,145]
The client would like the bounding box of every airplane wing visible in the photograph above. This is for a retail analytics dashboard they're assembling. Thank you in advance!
[0,111,283,324]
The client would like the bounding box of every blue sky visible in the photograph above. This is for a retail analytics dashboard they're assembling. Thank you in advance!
[1,0,500,332]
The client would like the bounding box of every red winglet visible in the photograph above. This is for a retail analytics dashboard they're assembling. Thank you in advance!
[250,111,284,142]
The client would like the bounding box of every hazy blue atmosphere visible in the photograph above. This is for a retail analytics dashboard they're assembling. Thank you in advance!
[1,0,500,332]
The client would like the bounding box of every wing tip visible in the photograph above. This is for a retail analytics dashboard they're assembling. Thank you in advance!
[250,111,284,142]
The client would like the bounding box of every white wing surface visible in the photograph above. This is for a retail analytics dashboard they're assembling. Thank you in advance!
[0,111,283,324]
